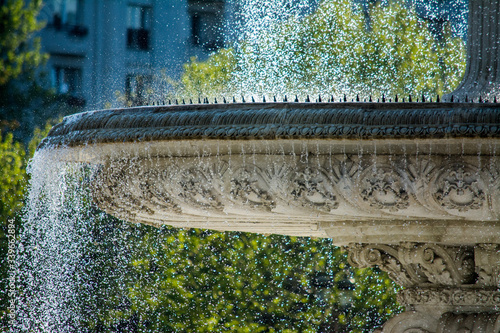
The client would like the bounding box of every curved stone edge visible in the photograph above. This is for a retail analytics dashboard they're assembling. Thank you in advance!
[40,102,500,149]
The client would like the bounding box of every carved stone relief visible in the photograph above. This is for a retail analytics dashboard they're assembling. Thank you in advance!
[360,167,410,212]
[92,154,496,226]
[433,165,486,212]
[347,243,475,288]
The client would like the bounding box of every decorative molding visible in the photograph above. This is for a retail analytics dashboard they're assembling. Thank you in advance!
[380,311,500,333]
[41,103,500,150]
[397,288,500,307]
[347,243,475,288]
[475,244,500,287]
[86,153,500,241]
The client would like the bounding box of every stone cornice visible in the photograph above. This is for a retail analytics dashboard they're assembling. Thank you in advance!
[41,102,500,149]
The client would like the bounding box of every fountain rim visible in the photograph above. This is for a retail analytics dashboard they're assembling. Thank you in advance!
[41,101,500,151]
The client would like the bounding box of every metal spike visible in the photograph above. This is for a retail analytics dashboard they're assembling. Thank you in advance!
[182,99,186,104]
[162,100,165,105]
[295,95,299,102]
[174,99,178,105]
[377,98,380,102]
[343,94,347,102]
[214,97,218,104]
[198,97,201,104]
[389,98,392,102]
[318,95,322,102]
[223,97,227,103]
[242,96,245,103]
[382,94,386,103]
[495,96,498,103]
[252,96,255,103]
[284,95,288,102]
[450,95,454,102]
[364,98,366,102]
[233,96,236,103]
[430,97,433,102]
[465,95,469,102]
[436,95,440,103]
[409,95,412,102]
[421,93,425,103]
[395,94,398,102]
[479,95,483,103]
[168,99,171,105]
[305,95,310,102]
[263,95,266,102]
[356,94,360,102]
[331,95,334,102]
[402,97,405,102]
[369,95,372,102]
[274,96,277,102]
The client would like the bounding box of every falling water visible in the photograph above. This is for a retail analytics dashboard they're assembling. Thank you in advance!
[12,0,475,331]
[15,150,93,332]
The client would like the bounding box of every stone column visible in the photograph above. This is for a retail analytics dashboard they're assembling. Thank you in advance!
[347,243,500,332]
[445,0,500,101]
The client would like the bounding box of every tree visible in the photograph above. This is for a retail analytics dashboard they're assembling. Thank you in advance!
[87,225,400,333]
[0,0,46,85]
[178,0,465,99]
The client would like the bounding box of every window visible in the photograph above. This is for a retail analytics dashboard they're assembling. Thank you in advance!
[127,5,151,50]
[52,0,83,27]
[125,74,152,106]
[189,1,225,51]
[51,67,82,96]
[51,0,87,36]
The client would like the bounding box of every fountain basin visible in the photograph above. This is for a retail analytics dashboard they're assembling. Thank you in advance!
[43,101,500,245]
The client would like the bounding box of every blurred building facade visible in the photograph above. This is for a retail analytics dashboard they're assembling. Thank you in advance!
[38,0,229,110]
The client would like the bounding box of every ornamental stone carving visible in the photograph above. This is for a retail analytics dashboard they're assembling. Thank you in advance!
[433,165,485,212]
[379,311,500,333]
[230,167,276,211]
[178,168,223,211]
[346,243,475,288]
[290,167,338,212]
[360,167,410,212]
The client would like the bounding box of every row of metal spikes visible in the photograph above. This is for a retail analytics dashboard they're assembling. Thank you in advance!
[146,93,499,106]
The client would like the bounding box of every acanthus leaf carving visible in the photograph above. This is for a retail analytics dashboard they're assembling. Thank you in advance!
[347,243,475,288]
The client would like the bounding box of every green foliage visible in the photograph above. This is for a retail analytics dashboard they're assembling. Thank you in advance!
[85,224,400,332]
[180,0,465,98]
[0,0,46,86]
[0,131,26,221]
[179,49,238,98]
[0,123,53,330]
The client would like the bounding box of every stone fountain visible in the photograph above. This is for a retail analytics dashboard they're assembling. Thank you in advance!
[40,1,500,332]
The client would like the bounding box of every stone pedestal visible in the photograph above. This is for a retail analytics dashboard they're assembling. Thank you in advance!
[348,243,500,332]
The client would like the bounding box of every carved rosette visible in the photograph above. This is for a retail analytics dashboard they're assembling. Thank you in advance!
[433,165,486,212]
[230,167,276,211]
[360,167,409,212]
[290,167,339,212]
